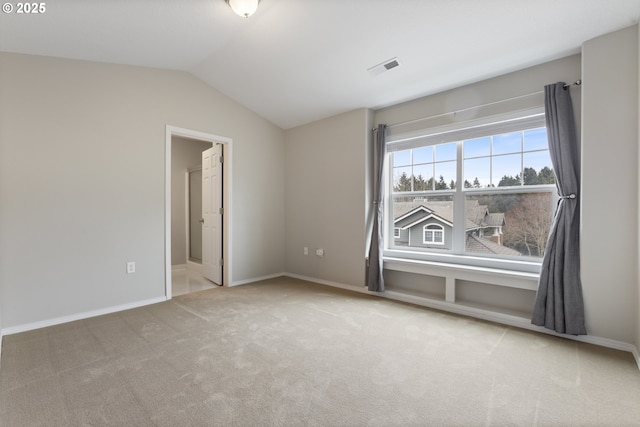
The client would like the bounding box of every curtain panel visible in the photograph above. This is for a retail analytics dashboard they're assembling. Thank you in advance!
[531,82,586,335]
[366,124,387,292]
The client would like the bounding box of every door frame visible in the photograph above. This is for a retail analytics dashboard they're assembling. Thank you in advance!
[165,125,232,299]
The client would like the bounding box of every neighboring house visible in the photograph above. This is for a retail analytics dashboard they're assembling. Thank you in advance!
[393,200,521,256]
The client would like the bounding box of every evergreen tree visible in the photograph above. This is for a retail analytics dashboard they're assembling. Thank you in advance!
[537,166,555,184]
[523,167,538,185]
[473,177,481,188]
[426,177,434,191]
[498,175,520,187]
[436,175,448,190]
[497,167,556,187]
[395,172,412,192]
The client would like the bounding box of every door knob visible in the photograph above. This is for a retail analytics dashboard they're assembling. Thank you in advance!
[199,218,205,223]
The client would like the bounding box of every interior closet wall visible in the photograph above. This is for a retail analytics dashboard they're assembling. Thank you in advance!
[171,137,212,266]
[188,168,203,261]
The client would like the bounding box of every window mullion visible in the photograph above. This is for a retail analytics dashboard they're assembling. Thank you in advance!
[489,135,494,186]
[520,130,524,185]
[453,141,465,254]
[410,150,414,192]
[384,152,393,251]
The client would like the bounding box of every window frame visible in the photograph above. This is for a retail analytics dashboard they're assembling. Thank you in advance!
[383,109,555,274]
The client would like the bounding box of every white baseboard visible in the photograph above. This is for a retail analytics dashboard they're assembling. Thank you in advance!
[284,272,368,294]
[230,272,285,287]
[1,296,167,337]
[283,272,640,371]
[171,264,187,272]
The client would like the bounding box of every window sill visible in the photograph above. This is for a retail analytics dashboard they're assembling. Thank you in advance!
[383,256,539,293]
[384,249,542,274]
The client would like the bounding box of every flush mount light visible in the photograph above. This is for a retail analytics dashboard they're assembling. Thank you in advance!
[226,0,260,18]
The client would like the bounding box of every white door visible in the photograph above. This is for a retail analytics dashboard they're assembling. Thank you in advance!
[202,144,222,284]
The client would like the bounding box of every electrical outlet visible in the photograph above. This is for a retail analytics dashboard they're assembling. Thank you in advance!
[316,248,324,257]
[126,261,136,274]
[303,247,309,255]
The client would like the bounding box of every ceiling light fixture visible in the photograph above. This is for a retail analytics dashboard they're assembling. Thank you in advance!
[226,0,260,18]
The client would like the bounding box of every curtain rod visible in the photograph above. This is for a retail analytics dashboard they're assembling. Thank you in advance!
[372,79,582,132]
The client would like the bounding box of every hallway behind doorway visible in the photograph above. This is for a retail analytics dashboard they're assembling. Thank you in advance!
[171,266,217,297]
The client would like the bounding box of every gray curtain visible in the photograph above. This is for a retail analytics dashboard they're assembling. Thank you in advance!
[531,82,586,335]
[366,124,387,292]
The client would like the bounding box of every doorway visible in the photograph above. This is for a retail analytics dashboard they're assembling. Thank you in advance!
[165,125,232,299]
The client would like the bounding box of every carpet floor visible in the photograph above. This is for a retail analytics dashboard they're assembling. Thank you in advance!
[1,276,639,426]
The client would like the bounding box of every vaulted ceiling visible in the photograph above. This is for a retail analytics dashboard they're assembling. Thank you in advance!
[2,0,639,129]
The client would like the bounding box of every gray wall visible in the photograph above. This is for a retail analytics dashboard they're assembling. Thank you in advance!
[581,26,638,345]
[376,56,581,140]
[189,169,203,261]
[0,288,2,360]
[284,108,372,286]
[0,52,285,330]
[170,137,212,266]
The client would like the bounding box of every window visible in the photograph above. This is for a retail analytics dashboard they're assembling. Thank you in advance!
[423,224,444,244]
[386,113,555,270]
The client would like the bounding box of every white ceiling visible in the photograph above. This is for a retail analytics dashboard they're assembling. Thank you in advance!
[2,0,640,129]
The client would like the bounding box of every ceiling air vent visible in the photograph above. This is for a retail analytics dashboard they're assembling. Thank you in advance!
[368,57,401,76]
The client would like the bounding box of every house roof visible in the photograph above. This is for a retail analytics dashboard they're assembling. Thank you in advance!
[486,213,506,228]
[393,200,492,231]
[401,212,454,231]
[466,201,489,227]
[394,201,454,227]
[466,235,521,256]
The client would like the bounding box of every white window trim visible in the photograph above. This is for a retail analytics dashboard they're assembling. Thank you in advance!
[386,107,545,148]
[384,108,553,274]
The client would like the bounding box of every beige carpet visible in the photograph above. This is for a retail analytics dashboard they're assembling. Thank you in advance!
[1,276,639,426]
